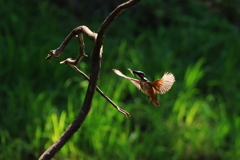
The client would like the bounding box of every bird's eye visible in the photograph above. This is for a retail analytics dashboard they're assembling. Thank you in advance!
[140,72,145,77]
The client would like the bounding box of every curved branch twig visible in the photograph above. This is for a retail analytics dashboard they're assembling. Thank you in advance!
[68,65,130,117]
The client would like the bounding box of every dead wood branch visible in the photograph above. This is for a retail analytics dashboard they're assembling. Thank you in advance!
[39,0,141,159]
[46,25,95,62]
[67,64,130,117]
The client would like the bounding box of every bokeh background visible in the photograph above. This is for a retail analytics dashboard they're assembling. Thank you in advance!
[1,0,240,159]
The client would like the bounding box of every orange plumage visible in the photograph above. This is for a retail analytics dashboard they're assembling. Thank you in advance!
[113,69,175,106]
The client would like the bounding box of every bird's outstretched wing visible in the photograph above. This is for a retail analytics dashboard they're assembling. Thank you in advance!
[150,72,175,94]
[113,69,141,90]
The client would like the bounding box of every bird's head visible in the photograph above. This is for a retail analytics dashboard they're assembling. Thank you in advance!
[128,68,148,81]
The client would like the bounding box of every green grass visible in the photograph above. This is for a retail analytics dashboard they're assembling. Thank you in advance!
[1,0,240,159]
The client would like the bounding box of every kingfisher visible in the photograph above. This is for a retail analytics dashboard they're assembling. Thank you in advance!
[113,68,175,106]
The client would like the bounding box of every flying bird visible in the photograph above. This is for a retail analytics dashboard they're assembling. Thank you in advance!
[113,68,175,106]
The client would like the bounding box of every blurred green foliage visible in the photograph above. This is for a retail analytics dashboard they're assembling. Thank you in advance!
[1,0,240,159]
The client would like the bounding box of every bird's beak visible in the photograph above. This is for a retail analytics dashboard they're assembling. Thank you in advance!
[127,68,135,76]
[127,68,146,80]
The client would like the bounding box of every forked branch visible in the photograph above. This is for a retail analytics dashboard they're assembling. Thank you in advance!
[46,25,95,63]
[39,0,141,159]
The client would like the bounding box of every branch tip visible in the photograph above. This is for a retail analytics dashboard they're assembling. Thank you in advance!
[46,54,53,62]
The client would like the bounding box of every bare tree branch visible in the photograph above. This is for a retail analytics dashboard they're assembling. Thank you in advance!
[39,0,141,159]
[46,25,96,62]
[66,64,130,117]
[57,26,130,117]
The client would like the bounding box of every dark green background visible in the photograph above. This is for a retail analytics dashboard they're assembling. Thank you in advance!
[1,0,240,159]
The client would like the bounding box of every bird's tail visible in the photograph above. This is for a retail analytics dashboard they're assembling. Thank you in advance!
[151,100,160,106]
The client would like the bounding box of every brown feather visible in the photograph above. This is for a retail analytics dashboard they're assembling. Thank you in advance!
[151,100,160,106]
[150,72,175,94]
